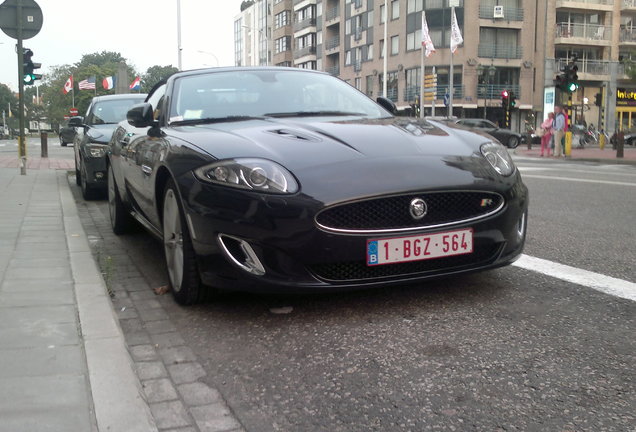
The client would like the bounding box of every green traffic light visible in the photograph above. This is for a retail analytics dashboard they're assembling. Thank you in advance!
[567,82,578,92]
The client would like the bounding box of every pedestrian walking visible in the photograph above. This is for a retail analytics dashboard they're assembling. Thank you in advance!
[540,112,554,157]
[552,106,566,157]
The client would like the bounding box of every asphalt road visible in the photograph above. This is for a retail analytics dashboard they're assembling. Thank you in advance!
[71,156,635,432]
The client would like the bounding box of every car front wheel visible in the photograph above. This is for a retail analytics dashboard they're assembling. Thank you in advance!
[163,179,204,305]
[80,159,97,200]
[108,164,132,235]
[507,136,519,149]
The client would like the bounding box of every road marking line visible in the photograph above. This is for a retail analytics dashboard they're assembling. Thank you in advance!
[513,254,636,302]
[521,174,635,187]
[519,166,636,177]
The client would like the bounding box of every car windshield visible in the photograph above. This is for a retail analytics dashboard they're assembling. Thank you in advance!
[168,69,390,124]
[86,97,145,125]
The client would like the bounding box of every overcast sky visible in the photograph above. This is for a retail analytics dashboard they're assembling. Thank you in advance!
[0,0,244,91]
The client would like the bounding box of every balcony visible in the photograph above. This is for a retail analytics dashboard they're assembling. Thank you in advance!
[353,60,362,72]
[403,85,465,102]
[325,6,340,22]
[620,28,636,44]
[624,0,636,9]
[477,84,520,100]
[478,5,523,21]
[478,44,523,59]
[294,45,317,59]
[293,17,317,32]
[555,0,614,9]
[325,36,340,51]
[556,58,611,78]
[555,23,610,44]
[325,65,340,76]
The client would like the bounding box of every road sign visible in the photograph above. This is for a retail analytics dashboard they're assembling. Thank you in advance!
[70,108,79,116]
[443,93,450,106]
[0,0,43,40]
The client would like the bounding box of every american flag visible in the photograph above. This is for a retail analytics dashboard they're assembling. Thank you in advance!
[78,76,96,90]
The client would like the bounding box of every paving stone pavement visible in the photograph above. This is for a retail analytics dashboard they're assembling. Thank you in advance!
[70,179,245,432]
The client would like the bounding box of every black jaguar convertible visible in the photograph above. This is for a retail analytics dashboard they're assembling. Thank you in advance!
[107,67,528,305]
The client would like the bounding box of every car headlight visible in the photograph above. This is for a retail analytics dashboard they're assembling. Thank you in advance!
[480,142,515,176]
[194,158,299,194]
[86,143,108,158]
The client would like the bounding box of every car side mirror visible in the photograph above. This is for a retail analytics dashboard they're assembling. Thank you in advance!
[376,96,396,114]
[127,103,155,128]
[67,116,83,127]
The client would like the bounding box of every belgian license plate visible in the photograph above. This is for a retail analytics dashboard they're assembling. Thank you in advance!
[367,229,473,266]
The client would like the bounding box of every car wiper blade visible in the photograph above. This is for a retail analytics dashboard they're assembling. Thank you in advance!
[263,111,366,118]
[171,116,268,126]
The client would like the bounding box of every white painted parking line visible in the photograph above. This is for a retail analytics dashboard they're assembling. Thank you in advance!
[521,174,635,187]
[513,254,636,302]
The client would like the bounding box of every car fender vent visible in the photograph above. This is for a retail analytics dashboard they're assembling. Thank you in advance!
[267,129,321,142]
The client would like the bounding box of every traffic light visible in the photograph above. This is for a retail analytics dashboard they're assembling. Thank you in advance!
[501,89,509,108]
[22,48,42,86]
[509,91,517,108]
[594,92,602,107]
[566,63,579,92]
[555,61,579,93]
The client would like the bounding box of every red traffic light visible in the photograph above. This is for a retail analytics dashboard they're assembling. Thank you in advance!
[501,90,509,98]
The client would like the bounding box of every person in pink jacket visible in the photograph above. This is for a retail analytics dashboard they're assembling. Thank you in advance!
[540,112,555,157]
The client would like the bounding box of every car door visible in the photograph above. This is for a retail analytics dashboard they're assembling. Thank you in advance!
[124,85,167,227]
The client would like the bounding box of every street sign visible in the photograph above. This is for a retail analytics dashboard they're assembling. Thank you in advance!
[444,93,450,106]
[70,108,79,116]
[0,0,43,40]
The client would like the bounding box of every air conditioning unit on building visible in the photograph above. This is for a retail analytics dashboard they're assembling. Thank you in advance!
[493,6,504,19]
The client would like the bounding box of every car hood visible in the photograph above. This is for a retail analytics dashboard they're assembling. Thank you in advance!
[167,117,511,202]
[86,124,119,144]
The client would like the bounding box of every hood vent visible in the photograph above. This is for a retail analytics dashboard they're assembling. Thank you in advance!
[267,129,321,142]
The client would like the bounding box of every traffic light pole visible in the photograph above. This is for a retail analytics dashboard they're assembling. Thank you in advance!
[565,92,573,157]
[16,0,26,175]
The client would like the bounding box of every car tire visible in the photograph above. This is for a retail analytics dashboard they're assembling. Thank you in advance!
[108,164,132,235]
[507,136,519,149]
[163,179,205,305]
[80,159,97,200]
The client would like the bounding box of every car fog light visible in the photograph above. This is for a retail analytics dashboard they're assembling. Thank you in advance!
[517,211,527,240]
[218,234,266,276]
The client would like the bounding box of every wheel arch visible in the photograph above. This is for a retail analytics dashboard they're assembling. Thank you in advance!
[155,165,174,226]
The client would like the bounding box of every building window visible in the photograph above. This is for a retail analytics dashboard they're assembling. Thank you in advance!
[276,61,292,67]
[379,71,399,102]
[345,50,352,65]
[297,61,317,70]
[366,75,374,97]
[367,43,374,60]
[275,11,290,29]
[275,36,291,54]
[380,4,386,24]
[379,39,385,58]
[355,77,362,90]
[391,35,399,55]
[407,0,423,14]
[391,0,399,20]
[405,67,421,102]
[406,30,422,51]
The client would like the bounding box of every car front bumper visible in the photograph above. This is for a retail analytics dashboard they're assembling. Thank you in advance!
[178,174,529,294]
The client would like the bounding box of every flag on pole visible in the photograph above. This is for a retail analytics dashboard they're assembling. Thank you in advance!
[78,76,96,90]
[421,12,435,58]
[102,76,116,90]
[450,8,463,54]
[63,75,73,94]
[129,76,141,90]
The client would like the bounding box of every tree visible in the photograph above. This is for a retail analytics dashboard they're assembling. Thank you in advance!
[38,51,139,125]
[141,65,179,93]
[0,83,19,133]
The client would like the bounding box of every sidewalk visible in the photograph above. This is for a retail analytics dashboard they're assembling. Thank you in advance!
[0,165,157,432]
[512,143,636,164]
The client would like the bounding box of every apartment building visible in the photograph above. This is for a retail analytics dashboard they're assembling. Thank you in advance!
[234,0,636,132]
